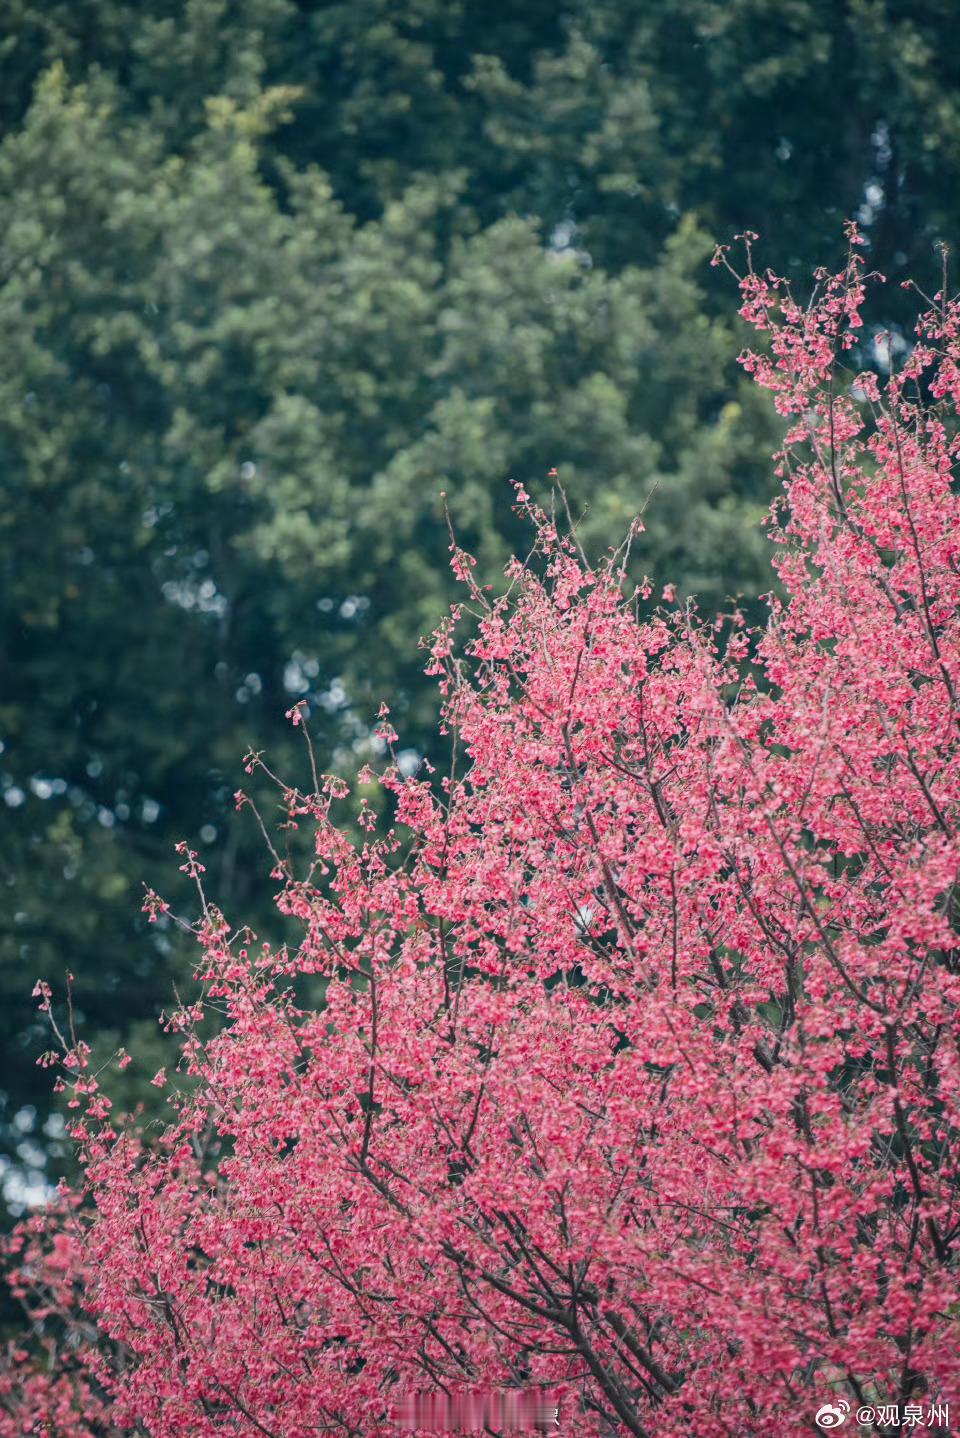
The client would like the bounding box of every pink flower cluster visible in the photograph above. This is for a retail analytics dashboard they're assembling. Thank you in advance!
[3,233,960,1436]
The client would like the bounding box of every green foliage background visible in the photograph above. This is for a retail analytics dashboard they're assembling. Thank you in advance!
[2,0,959,1213]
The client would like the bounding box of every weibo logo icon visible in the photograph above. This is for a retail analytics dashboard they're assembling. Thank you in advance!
[814,1400,850,1428]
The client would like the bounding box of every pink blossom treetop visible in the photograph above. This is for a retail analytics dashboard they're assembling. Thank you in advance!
[3,228,960,1436]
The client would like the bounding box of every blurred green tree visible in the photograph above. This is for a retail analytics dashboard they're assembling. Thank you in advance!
[2,0,959,1213]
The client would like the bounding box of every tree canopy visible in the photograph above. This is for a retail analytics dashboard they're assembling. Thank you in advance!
[4,233,959,1435]
[3,0,960,1211]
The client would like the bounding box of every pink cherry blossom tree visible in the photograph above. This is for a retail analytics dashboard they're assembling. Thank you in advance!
[3,228,959,1436]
